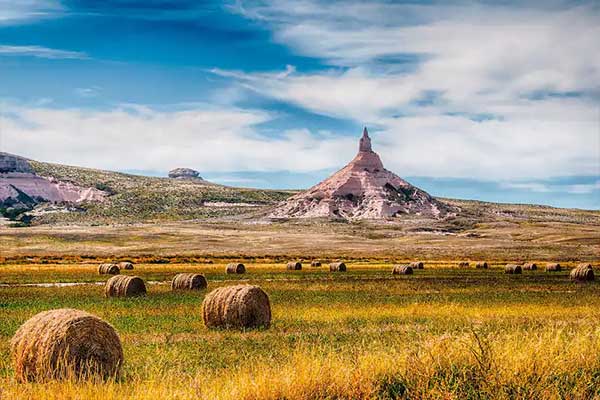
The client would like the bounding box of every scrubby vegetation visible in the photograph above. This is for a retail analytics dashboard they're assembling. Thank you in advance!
[22,160,600,227]
[29,160,293,224]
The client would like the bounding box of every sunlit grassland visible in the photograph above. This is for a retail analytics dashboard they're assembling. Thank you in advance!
[0,261,591,284]
[1,264,600,399]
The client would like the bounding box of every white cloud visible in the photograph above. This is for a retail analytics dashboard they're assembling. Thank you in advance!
[2,100,596,180]
[74,86,101,98]
[0,0,61,23]
[237,0,600,85]
[0,104,356,173]
[372,100,599,179]
[212,66,421,121]
[0,45,87,59]
[217,0,600,179]
[499,180,600,195]
[566,181,600,194]
[230,1,600,113]
[500,182,552,193]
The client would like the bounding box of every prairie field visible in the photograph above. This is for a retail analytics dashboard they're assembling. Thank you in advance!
[2,261,600,399]
[1,210,599,399]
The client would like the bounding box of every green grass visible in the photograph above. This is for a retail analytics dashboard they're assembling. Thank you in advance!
[2,263,600,399]
[29,160,293,223]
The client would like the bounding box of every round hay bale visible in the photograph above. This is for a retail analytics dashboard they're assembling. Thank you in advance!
[118,262,134,270]
[311,260,322,267]
[577,263,593,269]
[11,308,123,382]
[410,261,424,269]
[458,261,470,268]
[505,264,522,274]
[171,273,207,291]
[545,263,562,272]
[523,262,537,271]
[392,265,413,275]
[329,262,346,272]
[98,263,120,275]
[475,262,488,269]
[105,275,146,297]
[286,261,302,270]
[570,264,594,282]
[202,285,271,329]
[226,263,245,274]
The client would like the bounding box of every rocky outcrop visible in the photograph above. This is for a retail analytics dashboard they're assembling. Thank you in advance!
[0,152,107,210]
[0,152,34,174]
[168,168,202,180]
[269,128,454,220]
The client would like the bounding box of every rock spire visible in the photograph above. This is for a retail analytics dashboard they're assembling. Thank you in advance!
[269,128,453,220]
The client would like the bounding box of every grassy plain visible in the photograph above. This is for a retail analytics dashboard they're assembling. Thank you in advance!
[2,205,600,262]
[1,201,599,399]
[1,262,600,399]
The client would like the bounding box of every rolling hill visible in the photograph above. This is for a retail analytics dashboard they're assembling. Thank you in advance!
[1,151,598,231]
[23,160,293,224]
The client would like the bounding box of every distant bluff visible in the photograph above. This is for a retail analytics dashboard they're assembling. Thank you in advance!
[0,152,106,210]
[168,168,203,180]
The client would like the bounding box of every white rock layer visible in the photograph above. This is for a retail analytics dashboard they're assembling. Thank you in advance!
[0,153,106,205]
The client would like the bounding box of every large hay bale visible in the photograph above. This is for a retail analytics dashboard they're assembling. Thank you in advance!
[105,275,146,297]
[11,308,123,382]
[392,265,413,275]
[202,285,271,329]
[523,262,537,271]
[505,264,522,274]
[98,263,120,275]
[570,264,594,282]
[311,260,322,267]
[545,263,562,272]
[118,261,134,270]
[226,263,245,274]
[410,261,424,269]
[329,262,346,272]
[171,273,207,291]
[458,261,470,268]
[286,261,302,270]
[475,262,488,269]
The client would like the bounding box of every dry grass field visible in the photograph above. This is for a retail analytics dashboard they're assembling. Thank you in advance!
[1,204,599,399]
[2,201,600,262]
[1,261,600,399]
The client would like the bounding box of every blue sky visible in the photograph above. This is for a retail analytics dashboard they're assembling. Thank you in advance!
[0,0,598,209]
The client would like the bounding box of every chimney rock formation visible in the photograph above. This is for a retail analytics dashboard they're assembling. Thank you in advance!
[269,128,453,220]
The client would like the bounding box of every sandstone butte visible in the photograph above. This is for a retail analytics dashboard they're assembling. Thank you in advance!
[269,128,454,220]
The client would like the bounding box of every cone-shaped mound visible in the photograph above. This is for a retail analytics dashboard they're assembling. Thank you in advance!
[270,128,453,220]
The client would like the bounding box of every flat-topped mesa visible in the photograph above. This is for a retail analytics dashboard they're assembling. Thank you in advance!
[168,168,202,180]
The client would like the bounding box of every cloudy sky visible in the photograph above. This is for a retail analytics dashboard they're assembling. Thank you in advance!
[0,0,598,209]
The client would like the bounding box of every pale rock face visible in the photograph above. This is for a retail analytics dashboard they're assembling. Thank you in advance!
[0,152,106,205]
[270,128,453,220]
